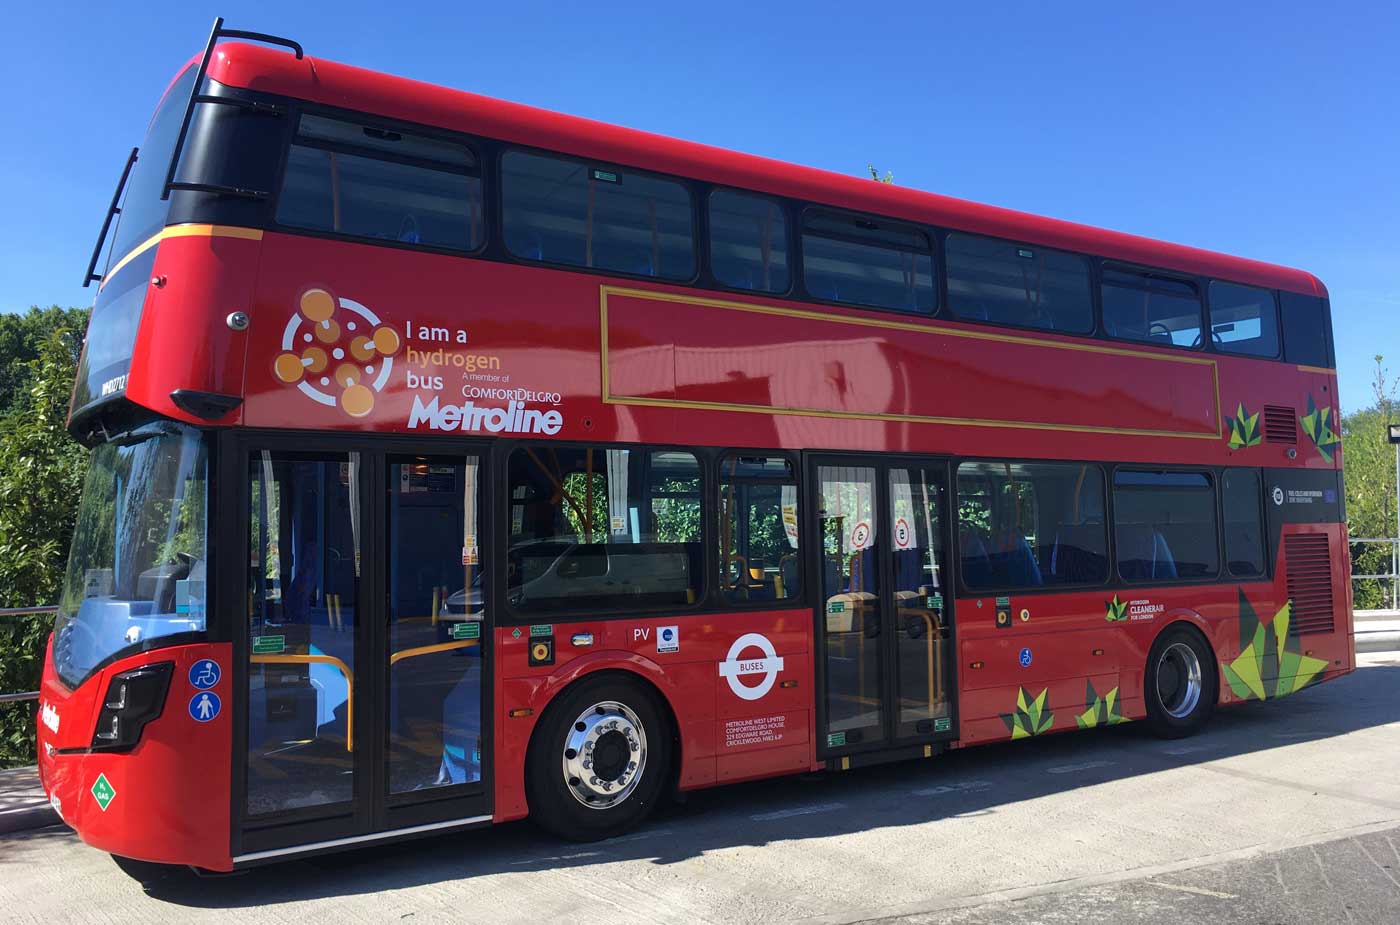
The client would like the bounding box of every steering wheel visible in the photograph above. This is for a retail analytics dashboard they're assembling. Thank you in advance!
[1190,330,1225,348]
[1147,322,1173,340]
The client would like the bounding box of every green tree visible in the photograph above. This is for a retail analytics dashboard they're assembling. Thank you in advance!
[867,164,894,184]
[1341,356,1399,609]
[0,307,89,767]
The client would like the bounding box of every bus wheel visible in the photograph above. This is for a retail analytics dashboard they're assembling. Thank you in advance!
[526,673,670,841]
[1144,625,1218,739]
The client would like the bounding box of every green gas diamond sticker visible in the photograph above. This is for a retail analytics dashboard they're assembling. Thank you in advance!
[91,773,116,811]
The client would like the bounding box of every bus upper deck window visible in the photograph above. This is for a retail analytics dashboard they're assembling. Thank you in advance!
[276,114,484,252]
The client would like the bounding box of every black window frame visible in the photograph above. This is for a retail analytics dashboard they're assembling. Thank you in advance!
[705,186,795,298]
[1206,280,1282,360]
[1279,290,1337,369]
[943,231,1096,336]
[1099,263,1207,351]
[1110,466,1222,585]
[798,204,938,315]
[271,103,490,259]
[716,449,807,610]
[498,145,701,285]
[1220,467,1269,579]
[951,457,1113,597]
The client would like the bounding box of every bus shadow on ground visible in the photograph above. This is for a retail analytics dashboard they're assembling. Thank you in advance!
[48,658,1400,908]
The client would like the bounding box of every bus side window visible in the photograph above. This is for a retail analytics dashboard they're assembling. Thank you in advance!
[1280,291,1335,368]
[709,189,790,294]
[505,446,702,613]
[800,209,935,314]
[276,113,484,252]
[945,233,1093,334]
[956,461,1108,591]
[1209,281,1280,358]
[501,150,695,281]
[1101,269,1202,347]
[1113,470,1219,581]
[719,455,801,604]
[1222,469,1265,578]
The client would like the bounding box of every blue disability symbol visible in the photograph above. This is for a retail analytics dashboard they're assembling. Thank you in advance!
[189,691,221,723]
[1018,647,1033,668]
[189,659,221,690]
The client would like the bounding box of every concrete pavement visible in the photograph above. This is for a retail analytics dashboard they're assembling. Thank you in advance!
[3,650,1400,923]
[0,765,53,835]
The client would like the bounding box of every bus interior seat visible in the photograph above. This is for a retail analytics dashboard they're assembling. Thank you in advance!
[1047,524,1107,584]
[779,555,801,598]
[991,533,1043,587]
[959,531,994,589]
[1116,525,1179,581]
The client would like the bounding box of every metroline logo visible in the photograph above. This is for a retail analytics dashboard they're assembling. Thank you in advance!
[408,396,563,435]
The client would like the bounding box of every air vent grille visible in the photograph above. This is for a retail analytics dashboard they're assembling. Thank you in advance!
[1284,533,1334,636]
[1264,405,1298,444]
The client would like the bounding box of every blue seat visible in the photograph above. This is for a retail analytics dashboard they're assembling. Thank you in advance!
[991,534,1043,587]
[960,532,994,589]
[1117,525,1178,581]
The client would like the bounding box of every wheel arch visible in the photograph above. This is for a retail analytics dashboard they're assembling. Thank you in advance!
[523,659,683,807]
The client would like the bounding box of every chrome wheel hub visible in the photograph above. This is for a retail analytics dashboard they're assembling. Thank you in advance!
[561,700,647,809]
[1157,642,1203,719]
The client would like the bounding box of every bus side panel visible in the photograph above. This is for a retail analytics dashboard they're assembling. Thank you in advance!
[38,642,233,871]
[492,611,811,823]
[123,233,261,427]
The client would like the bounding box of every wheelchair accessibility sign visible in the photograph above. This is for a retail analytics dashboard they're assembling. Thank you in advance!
[189,659,221,690]
[189,691,221,723]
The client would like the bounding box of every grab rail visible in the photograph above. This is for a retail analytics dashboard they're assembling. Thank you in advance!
[250,653,354,752]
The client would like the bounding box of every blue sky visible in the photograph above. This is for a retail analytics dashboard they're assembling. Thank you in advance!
[2,1,1396,410]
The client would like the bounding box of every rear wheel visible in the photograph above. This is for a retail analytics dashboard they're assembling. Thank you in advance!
[525,673,670,841]
[1144,625,1217,738]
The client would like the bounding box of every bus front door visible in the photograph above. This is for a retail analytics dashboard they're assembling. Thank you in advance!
[234,437,491,859]
[811,457,957,760]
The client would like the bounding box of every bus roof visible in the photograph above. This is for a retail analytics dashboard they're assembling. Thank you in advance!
[204,43,1326,298]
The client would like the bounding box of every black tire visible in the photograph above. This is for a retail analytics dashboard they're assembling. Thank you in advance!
[525,672,671,841]
[1144,624,1218,739]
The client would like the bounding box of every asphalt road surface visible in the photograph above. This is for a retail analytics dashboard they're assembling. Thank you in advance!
[4,652,1400,924]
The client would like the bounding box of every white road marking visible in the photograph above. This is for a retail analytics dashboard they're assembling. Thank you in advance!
[750,802,845,821]
[911,780,994,797]
[1147,881,1238,899]
[1046,760,1113,775]
[508,850,602,866]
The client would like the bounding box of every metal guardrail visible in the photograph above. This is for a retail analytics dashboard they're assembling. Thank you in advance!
[0,606,55,705]
[1350,538,1399,611]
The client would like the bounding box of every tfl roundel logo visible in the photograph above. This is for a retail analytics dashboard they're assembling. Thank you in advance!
[274,287,402,418]
[719,633,785,701]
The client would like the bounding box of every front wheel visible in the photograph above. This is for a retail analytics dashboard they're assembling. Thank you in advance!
[525,673,670,841]
[1144,625,1217,738]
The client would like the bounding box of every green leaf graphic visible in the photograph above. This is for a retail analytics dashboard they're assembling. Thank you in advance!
[1299,395,1339,462]
[1226,403,1262,449]
[1001,686,1055,739]
[1224,594,1329,702]
[1105,594,1128,622]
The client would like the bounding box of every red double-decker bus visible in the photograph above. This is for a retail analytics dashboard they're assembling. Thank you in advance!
[39,20,1351,871]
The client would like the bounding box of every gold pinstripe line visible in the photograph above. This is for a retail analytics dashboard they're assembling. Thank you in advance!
[99,224,264,289]
[599,284,1223,440]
